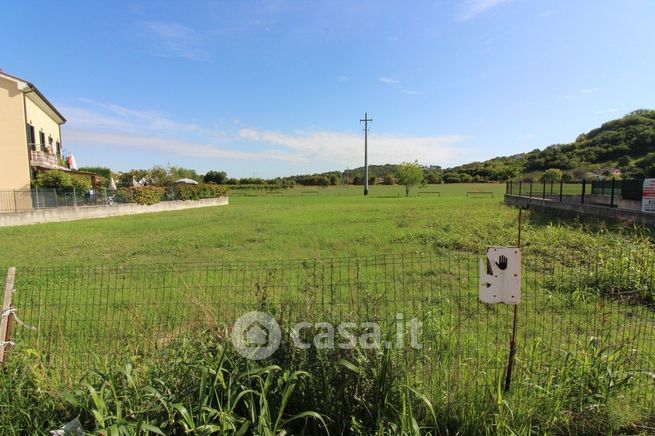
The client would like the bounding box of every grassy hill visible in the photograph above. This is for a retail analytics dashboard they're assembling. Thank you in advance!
[289,109,655,184]
[440,109,655,182]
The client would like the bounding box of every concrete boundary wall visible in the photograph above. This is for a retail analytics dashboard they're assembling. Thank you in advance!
[504,195,655,227]
[0,197,229,227]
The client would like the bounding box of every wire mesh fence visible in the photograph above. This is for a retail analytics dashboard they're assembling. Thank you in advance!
[4,249,655,405]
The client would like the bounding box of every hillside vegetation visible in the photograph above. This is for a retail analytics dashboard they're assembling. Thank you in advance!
[291,109,655,184]
[454,109,655,182]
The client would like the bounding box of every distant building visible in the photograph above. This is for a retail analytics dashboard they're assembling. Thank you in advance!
[0,70,67,192]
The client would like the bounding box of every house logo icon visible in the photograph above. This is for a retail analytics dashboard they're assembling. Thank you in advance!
[231,311,281,360]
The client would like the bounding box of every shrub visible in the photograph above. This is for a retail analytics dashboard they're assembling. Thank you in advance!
[114,187,165,205]
[34,170,72,189]
[70,174,93,192]
[174,184,228,201]
[132,187,165,205]
[34,170,94,192]
[541,168,563,183]
[113,187,134,204]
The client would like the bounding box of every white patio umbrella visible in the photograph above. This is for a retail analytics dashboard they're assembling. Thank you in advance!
[176,178,199,185]
[108,177,117,191]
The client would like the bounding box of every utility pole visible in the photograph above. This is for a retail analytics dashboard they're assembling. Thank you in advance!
[360,112,372,196]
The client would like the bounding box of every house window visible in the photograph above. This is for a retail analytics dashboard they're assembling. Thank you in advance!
[56,141,61,157]
[39,131,45,152]
[27,124,35,150]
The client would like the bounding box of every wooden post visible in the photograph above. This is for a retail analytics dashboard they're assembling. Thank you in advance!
[0,267,16,366]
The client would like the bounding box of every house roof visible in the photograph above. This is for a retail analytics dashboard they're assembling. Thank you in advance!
[0,71,66,124]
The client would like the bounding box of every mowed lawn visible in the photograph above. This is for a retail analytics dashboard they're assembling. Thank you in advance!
[0,183,648,268]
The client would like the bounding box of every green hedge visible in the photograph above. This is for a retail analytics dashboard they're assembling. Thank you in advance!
[115,187,165,205]
[114,184,227,205]
[174,183,228,200]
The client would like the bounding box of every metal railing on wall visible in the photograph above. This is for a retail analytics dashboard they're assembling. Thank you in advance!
[0,188,112,213]
[505,179,642,209]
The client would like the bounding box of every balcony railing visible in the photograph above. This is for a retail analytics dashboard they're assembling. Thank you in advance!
[29,148,63,168]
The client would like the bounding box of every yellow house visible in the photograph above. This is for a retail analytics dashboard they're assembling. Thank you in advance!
[0,70,66,193]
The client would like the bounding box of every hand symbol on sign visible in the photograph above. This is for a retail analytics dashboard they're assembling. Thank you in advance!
[495,255,508,270]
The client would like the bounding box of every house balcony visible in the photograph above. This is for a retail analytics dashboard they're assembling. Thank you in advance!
[29,148,67,170]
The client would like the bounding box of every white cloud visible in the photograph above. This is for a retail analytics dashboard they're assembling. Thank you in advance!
[66,129,301,162]
[379,77,400,85]
[338,75,349,82]
[379,77,420,95]
[579,88,598,94]
[238,128,469,166]
[140,20,210,61]
[458,0,513,21]
[62,99,469,169]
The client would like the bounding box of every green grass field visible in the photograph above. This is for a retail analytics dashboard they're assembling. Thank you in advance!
[0,183,647,268]
[1,183,654,434]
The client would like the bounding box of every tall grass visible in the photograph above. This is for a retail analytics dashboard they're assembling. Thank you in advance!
[1,326,652,435]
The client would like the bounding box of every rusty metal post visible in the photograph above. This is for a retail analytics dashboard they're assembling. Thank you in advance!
[0,268,16,366]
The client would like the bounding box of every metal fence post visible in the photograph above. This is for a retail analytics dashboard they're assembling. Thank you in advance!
[518,181,522,196]
[542,180,546,199]
[73,187,77,206]
[104,188,108,206]
[610,178,616,207]
[35,187,39,209]
[550,181,554,195]
[559,179,563,202]
[13,190,17,212]
[529,181,533,198]
[581,179,586,204]
[53,188,58,208]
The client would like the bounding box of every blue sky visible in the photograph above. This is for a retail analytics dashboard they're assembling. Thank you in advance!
[2,0,654,178]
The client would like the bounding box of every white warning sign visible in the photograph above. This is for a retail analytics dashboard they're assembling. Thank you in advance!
[642,179,655,214]
[479,247,521,305]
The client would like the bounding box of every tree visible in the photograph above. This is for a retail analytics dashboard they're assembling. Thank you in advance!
[540,168,563,183]
[204,170,227,184]
[382,174,395,185]
[396,161,424,197]
[617,155,631,167]
[425,171,442,184]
